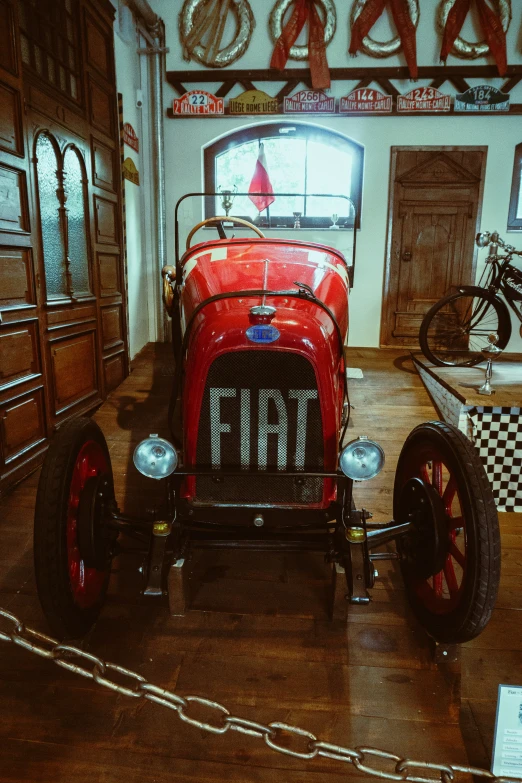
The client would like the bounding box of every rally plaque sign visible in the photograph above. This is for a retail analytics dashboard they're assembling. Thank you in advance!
[397,87,451,112]
[229,89,278,114]
[123,157,139,185]
[340,88,392,113]
[284,90,335,114]
[172,90,224,115]
[123,122,139,152]
[455,85,510,112]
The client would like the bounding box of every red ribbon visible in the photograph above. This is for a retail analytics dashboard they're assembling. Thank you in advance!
[440,0,507,77]
[270,0,330,90]
[349,0,418,79]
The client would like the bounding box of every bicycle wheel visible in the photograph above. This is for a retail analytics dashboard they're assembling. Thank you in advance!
[419,289,511,367]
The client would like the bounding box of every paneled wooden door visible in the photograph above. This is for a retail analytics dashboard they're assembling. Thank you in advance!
[0,0,127,495]
[0,0,46,492]
[381,148,487,347]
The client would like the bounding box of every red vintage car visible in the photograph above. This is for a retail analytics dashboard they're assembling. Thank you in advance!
[33,195,500,644]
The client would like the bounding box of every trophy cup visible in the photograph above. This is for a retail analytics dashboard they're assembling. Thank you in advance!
[219,185,237,217]
[293,211,302,229]
[330,213,339,229]
[478,333,503,395]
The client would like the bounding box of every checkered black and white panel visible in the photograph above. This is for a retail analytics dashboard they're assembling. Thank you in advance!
[468,406,522,513]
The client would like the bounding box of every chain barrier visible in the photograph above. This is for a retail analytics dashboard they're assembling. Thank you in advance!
[0,607,515,782]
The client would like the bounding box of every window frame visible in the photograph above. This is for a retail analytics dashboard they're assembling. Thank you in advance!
[203,123,363,229]
[507,142,522,232]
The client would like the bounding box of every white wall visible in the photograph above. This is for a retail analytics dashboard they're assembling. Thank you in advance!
[147,0,522,349]
[114,2,160,358]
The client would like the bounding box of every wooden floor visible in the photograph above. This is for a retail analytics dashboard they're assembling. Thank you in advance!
[0,345,519,782]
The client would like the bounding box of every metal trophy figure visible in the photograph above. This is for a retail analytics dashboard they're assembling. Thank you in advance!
[219,186,237,217]
[478,333,503,395]
[293,211,302,229]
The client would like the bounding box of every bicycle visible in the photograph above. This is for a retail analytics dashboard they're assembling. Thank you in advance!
[419,231,522,367]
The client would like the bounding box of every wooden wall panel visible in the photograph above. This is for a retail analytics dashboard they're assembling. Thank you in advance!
[1,389,45,463]
[104,351,124,392]
[92,137,115,191]
[50,331,97,413]
[0,82,22,155]
[98,252,120,296]
[101,305,122,349]
[0,247,33,307]
[0,0,16,75]
[0,0,128,495]
[89,77,112,135]
[94,196,117,244]
[0,166,28,232]
[85,11,110,79]
[0,323,39,387]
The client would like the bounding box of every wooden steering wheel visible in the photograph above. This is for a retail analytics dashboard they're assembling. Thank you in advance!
[185,216,265,250]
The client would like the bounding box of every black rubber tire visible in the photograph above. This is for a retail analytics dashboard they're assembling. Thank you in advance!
[419,288,511,367]
[393,421,500,644]
[34,417,114,639]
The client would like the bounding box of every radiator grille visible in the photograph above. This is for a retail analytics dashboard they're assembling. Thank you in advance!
[195,351,324,504]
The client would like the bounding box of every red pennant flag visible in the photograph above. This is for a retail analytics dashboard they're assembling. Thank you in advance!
[248,143,275,213]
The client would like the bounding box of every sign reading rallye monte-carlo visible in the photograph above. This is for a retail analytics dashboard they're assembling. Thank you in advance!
[455,85,510,112]
[397,87,451,112]
[172,90,224,115]
[340,88,392,113]
[284,90,335,114]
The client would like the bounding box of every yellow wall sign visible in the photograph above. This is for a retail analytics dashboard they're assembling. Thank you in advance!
[229,89,278,115]
[123,157,139,185]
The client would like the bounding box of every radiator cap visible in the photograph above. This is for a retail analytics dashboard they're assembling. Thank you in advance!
[249,305,276,325]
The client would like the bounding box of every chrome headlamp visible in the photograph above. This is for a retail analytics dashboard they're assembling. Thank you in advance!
[475,231,490,248]
[133,434,178,480]
[339,436,385,481]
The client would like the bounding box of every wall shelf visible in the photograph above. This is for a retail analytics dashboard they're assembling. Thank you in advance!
[166,65,522,117]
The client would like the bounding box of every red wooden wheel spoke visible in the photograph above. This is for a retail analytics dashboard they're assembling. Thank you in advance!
[66,441,109,609]
[447,515,463,531]
[420,464,430,484]
[444,555,459,596]
[407,449,468,615]
[449,541,465,568]
[442,476,457,513]
[433,571,443,598]
[432,461,443,495]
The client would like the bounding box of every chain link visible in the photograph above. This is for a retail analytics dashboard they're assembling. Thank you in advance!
[0,607,516,782]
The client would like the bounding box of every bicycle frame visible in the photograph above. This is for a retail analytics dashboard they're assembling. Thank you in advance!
[483,253,522,324]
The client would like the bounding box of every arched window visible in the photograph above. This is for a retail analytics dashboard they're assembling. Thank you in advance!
[35,132,91,300]
[204,123,363,229]
[36,133,67,297]
[63,146,90,295]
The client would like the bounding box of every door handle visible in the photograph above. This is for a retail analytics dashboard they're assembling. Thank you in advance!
[402,251,412,262]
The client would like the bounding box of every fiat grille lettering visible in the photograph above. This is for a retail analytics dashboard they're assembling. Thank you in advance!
[209,387,318,470]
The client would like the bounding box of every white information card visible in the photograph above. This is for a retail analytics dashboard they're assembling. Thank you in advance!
[492,685,522,778]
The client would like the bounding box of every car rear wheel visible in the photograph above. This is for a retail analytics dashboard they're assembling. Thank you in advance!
[393,421,500,643]
[34,417,116,639]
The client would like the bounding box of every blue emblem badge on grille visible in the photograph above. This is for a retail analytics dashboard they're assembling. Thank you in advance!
[246,325,280,344]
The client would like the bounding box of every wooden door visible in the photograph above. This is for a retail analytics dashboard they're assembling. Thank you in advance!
[0,0,127,495]
[381,148,486,347]
[0,0,47,491]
